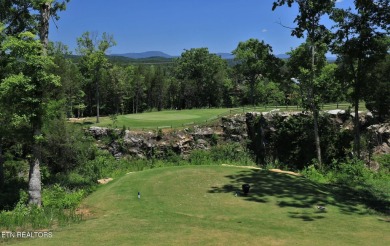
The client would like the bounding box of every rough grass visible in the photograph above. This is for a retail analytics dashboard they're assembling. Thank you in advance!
[70,103,360,129]
[7,166,390,246]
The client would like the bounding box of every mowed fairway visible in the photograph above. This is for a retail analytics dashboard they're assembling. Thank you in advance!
[89,108,231,129]
[71,103,362,129]
[10,166,390,246]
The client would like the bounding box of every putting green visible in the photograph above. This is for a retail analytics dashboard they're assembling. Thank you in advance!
[124,112,200,121]
[11,166,390,246]
[89,108,230,128]
[73,104,361,129]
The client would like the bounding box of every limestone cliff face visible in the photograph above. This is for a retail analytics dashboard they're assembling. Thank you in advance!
[88,110,389,168]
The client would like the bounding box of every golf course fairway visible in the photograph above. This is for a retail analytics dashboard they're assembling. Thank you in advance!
[7,166,390,246]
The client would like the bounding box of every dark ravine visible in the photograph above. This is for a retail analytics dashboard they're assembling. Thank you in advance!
[88,110,390,168]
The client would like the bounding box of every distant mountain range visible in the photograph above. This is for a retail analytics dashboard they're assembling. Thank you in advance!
[111,51,236,59]
[111,51,336,61]
[111,51,175,59]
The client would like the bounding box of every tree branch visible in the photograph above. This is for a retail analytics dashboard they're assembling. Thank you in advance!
[275,18,295,30]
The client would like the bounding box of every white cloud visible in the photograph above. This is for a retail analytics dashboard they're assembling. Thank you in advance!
[261,29,268,33]
[336,0,344,3]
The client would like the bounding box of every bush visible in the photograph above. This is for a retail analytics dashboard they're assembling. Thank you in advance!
[0,189,82,230]
[42,184,85,209]
[42,118,97,174]
[187,143,255,166]
[189,150,212,165]
[301,165,329,183]
[327,159,373,185]
[210,143,254,165]
[376,154,390,171]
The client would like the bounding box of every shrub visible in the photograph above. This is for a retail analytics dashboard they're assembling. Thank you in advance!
[376,154,390,171]
[0,189,82,230]
[301,165,329,183]
[42,118,97,174]
[42,184,85,209]
[327,159,373,185]
[210,133,219,146]
[189,150,212,165]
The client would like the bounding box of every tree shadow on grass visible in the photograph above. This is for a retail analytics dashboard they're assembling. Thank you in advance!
[288,211,326,221]
[208,169,390,221]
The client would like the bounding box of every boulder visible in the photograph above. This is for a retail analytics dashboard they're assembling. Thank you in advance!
[193,126,214,138]
[89,127,109,138]
[196,139,209,149]
[327,109,346,115]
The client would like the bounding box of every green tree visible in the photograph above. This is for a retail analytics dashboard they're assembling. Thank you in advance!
[0,0,69,206]
[77,31,116,123]
[330,0,390,157]
[317,63,345,104]
[165,76,180,109]
[0,32,60,206]
[175,48,227,108]
[0,25,6,190]
[145,66,167,111]
[260,81,285,105]
[272,0,335,168]
[132,66,146,113]
[232,38,280,106]
[364,54,390,121]
[106,65,128,114]
[49,42,84,118]
[0,0,35,36]
[287,42,332,107]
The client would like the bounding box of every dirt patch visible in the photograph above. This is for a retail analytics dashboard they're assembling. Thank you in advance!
[221,164,301,176]
[75,207,93,218]
[221,164,261,170]
[68,118,88,122]
[97,178,113,184]
[269,169,301,176]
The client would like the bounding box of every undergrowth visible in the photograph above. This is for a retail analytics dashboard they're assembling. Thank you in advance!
[302,155,390,215]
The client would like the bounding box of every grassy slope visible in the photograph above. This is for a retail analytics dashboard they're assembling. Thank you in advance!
[10,166,390,246]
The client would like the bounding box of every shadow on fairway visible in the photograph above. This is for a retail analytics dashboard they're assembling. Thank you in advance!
[208,169,390,220]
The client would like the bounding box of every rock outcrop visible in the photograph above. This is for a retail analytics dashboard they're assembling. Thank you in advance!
[87,110,389,167]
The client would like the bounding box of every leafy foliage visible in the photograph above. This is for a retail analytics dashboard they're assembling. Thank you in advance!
[232,38,282,105]
[174,48,228,108]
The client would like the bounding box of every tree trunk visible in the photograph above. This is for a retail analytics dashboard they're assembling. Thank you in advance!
[354,87,361,158]
[96,79,100,123]
[250,77,255,106]
[311,41,322,168]
[136,90,139,114]
[39,2,50,54]
[313,108,322,167]
[28,128,42,207]
[27,1,51,207]
[132,97,135,114]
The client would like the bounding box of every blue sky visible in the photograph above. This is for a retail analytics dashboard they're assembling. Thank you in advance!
[49,0,350,56]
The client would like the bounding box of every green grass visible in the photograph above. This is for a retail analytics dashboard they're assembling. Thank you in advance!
[83,108,231,129]
[72,103,362,129]
[7,166,389,246]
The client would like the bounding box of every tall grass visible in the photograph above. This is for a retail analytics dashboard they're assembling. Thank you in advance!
[0,190,83,230]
